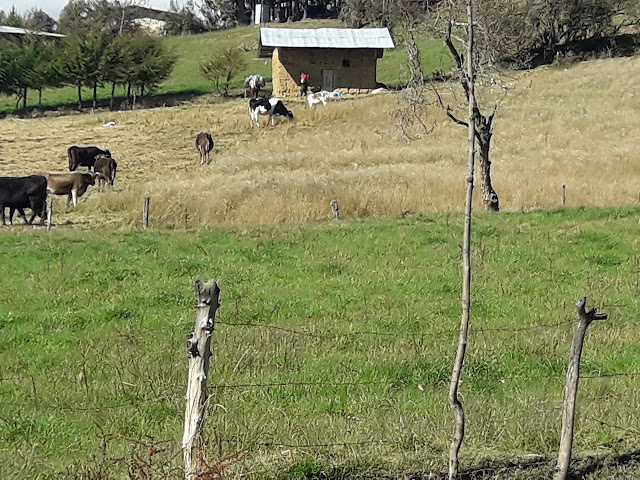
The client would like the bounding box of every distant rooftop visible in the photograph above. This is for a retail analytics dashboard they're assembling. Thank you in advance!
[0,25,65,38]
[259,27,394,57]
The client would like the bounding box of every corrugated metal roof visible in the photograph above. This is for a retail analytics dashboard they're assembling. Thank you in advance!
[259,27,394,57]
[0,26,65,38]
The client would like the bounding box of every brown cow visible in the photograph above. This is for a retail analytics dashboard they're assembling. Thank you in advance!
[94,154,118,188]
[41,172,96,207]
[195,132,214,165]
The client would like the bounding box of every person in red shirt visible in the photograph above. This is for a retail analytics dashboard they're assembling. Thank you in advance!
[300,72,309,96]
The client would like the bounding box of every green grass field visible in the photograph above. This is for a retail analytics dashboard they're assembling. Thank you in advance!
[0,20,452,113]
[1,207,638,478]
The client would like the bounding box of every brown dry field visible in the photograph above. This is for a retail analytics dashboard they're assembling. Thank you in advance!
[1,55,639,229]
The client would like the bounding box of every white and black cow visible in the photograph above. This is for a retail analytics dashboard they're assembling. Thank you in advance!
[249,98,294,128]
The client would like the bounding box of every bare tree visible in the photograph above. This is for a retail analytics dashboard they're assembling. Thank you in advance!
[448,4,476,477]
[434,1,502,213]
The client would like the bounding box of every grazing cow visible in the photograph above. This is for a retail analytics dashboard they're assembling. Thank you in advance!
[0,175,48,226]
[67,145,111,171]
[244,75,266,98]
[249,98,294,128]
[93,154,118,187]
[42,172,96,207]
[194,132,214,165]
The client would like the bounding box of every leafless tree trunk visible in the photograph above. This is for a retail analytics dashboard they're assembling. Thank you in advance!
[449,3,475,478]
[439,3,500,213]
[555,297,607,480]
[183,279,221,480]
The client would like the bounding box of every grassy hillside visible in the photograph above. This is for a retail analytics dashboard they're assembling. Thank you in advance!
[0,208,638,479]
[0,54,638,228]
[0,20,452,113]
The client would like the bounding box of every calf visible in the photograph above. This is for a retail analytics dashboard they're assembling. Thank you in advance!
[0,175,48,226]
[67,145,111,171]
[307,90,341,108]
[43,172,96,207]
[307,91,329,108]
[249,98,294,128]
[195,132,214,165]
[93,154,118,187]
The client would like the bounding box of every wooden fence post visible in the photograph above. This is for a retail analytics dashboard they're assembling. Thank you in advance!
[183,279,221,480]
[330,200,339,220]
[46,196,53,231]
[561,184,566,207]
[142,196,150,229]
[555,296,607,480]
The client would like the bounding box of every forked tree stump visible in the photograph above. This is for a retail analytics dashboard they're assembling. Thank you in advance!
[183,279,221,480]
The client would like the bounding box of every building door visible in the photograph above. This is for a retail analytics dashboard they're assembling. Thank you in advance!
[322,69,335,91]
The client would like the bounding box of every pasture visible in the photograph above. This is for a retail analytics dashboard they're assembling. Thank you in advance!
[0,210,639,479]
[0,20,453,113]
[0,52,639,479]
[0,55,638,228]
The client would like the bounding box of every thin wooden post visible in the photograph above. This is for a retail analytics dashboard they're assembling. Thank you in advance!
[142,197,150,229]
[46,196,53,231]
[183,279,221,480]
[562,184,566,207]
[555,296,607,480]
[330,200,339,220]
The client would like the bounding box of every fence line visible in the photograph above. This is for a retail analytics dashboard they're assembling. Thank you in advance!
[216,319,572,339]
[215,437,412,449]
[582,414,640,436]
[3,371,638,395]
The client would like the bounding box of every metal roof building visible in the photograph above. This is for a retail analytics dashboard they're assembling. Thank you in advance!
[0,26,65,38]
[258,28,395,57]
[258,27,394,96]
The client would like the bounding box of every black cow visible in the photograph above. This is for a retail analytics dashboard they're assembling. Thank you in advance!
[249,98,294,128]
[68,145,111,171]
[0,175,48,226]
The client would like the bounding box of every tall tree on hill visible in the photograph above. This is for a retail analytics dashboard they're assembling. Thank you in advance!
[24,8,57,33]
[58,0,140,35]
[0,40,25,108]
[164,0,206,35]
[4,6,24,27]
[58,33,93,109]
[84,30,114,109]
[200,47,247,96]
[200,0,241,28]
[101,35,131,110]
[339,0,437,30]
[125,34,177,105]
[21,38,63,107]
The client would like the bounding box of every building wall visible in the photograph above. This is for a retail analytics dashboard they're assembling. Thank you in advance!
[271,47,379,96]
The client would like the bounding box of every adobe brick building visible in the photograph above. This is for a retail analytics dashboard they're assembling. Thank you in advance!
[258,27,394,96]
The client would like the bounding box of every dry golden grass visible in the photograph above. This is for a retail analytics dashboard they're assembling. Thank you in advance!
[0,55,639,228]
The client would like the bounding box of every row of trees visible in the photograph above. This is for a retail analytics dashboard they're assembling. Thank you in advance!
[340,0,640,66]
[0,32,176,110]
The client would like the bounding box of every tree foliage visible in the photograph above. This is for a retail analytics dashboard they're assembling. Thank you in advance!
[23,8,58,32]
[164,0,207,35]
[200,48,248,96]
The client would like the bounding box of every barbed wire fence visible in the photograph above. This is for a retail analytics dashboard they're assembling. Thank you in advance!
[3,307,639,478]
